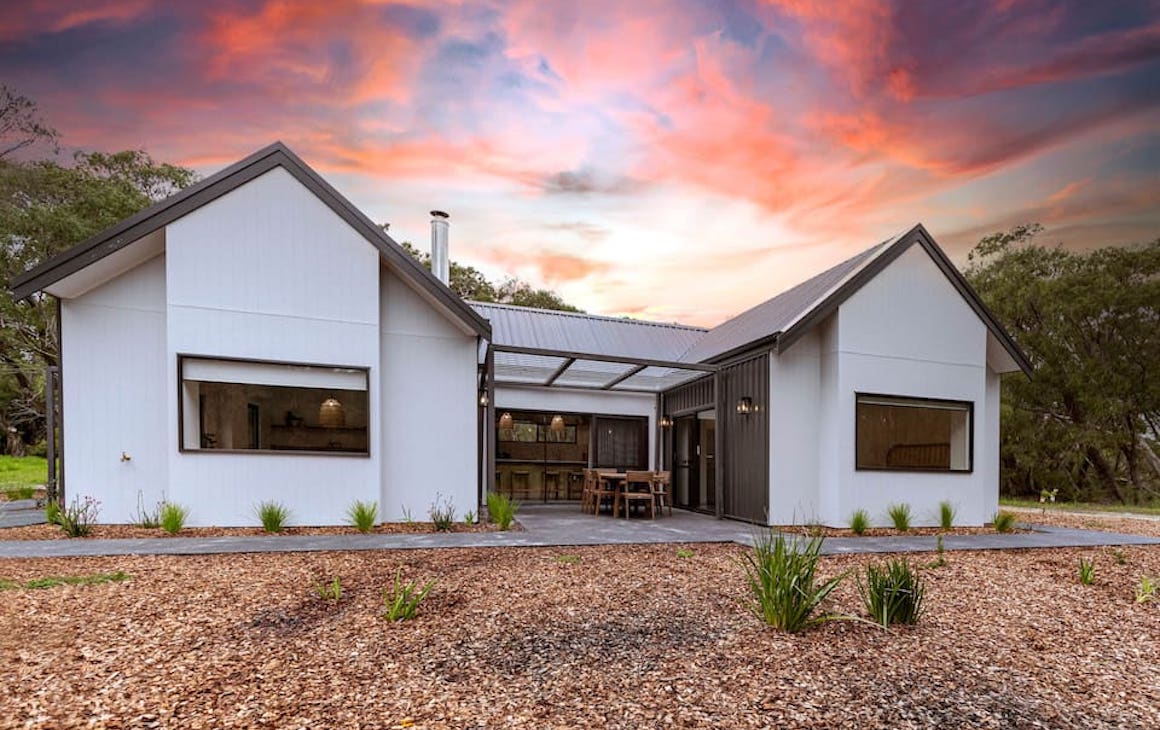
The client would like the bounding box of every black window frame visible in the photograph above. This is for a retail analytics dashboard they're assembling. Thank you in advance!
[177,354,371,458]
[854,392,974,474]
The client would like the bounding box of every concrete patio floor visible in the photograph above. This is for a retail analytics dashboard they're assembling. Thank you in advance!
[0,503,1156,559]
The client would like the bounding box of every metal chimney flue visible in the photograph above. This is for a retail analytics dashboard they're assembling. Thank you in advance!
[430,210,450,285]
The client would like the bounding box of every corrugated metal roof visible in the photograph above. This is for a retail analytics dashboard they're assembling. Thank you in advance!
[471,301,706,360]
[678,235,900,363]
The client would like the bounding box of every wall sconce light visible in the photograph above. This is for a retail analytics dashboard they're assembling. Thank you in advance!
[549,414,566,433]
[478,390,489,407]
[736,397,753,416]
[319,398,346,427]
[659,414,673,428]
[498,411,514,430]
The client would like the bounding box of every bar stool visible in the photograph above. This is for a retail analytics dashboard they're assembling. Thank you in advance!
[511,470,531,501]
[544,470,561,501]
[494,470,504,496]
[567,471,585,501]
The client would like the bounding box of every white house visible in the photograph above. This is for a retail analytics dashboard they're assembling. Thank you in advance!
[12,142,1030,527]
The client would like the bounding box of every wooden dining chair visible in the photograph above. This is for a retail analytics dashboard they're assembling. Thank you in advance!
[591,469,617,516]
[621,470,656,519]
[651,470,673,517]
[581,469,597,513]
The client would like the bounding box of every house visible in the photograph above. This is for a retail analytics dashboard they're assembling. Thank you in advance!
[11,142,1031,527]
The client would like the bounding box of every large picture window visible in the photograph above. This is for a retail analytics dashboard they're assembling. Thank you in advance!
[179,356,369,455]
[856,394,971,472]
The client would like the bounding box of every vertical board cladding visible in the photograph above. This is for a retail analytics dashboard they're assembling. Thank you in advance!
[662,375,714,416]
[719,354,769,523]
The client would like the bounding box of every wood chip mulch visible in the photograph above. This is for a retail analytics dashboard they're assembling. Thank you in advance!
[2,538,1158,728]
[776,525,1026,537]
[1011,508,1160,539]
[0,521,518,541]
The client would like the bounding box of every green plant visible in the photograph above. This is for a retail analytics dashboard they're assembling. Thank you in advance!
[928,535,948,568]
[676,547,695,559]
[346,500,379,533]
[1136,576,1157,604]
[486,491,519,531]
[3,484,35,500]
[1110,548,1127,565]
[429,493,456,531]
[463,510,477,526]
[849,509,869,535]
[57,495,100,537]
[254,500,290,533]
[401,506,415,524]
[130,492,160,528]
[315,576,342,601]
[1078,557,1096,585]
[0,571,129,591]
[383,568,435,621]
[938,501,956,530]
[859,559,926,627]
[159,502,189,534]
[993,510,1017,533]
[555,554,581,564]
[887,503,912,532]
[44,500,61,526]
[738,530,845,632]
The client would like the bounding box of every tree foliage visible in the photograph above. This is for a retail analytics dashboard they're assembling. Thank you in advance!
[966,224,1160,503]
[0,90,195,453]
[399,241,581,312]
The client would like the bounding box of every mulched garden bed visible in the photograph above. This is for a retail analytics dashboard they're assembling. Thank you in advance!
[1007,507,1160,538]
[0,521,520,541]
[1,538,1158,728]
[775,524,1029,537]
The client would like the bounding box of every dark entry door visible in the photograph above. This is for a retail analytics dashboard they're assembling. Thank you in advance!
[672,415,700,510]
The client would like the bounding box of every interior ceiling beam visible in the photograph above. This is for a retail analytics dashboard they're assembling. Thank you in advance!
[602,363,647,390]
[543,357,576,386]
[492,344,718,372]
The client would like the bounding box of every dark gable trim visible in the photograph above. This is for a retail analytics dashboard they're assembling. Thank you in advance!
[10,142,491,338]
[773,224,1033,377]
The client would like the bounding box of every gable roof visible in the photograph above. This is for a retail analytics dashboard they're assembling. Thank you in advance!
[681,224,1032,375]
[9,141,491,338]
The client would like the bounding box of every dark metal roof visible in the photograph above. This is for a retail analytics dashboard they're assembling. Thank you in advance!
[9,141,491,338]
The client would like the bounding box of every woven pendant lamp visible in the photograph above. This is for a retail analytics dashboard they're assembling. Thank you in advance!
[319,398,346,428]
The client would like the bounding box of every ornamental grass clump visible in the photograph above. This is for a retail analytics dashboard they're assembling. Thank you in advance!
[383,568,435,621]
[887,503,912,532]
[486,491,519,531]
[859,559,926,627]
[58,495,100,538]
[254,500,290,533]
[429,493,456,531]
[993,510,1017,533]
[159,502,189,534]
[739,530,844,632]
[1078,557,1096,586]
[938,501,956,530]
[849,509,869,535]
[346,500,378,533]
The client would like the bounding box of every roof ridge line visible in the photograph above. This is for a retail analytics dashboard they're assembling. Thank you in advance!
[468,300,709,332]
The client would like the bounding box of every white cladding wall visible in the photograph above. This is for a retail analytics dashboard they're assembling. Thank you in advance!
[494,386,658,468]
[61,254,168,523]
[380,268,478,521]
[165,168,382,526]
[825,245,993,526]
[768,330,821,524]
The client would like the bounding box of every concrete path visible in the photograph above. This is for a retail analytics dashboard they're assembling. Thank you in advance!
[0,499,44,529]
[0,504,1155,559]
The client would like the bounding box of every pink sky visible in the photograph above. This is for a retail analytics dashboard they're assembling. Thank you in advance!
[4,0,1159,326]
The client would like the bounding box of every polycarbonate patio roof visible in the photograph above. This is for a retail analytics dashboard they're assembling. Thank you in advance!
[490,344,715,394]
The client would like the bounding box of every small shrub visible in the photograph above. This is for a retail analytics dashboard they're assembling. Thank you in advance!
[849,509,869,535]
[3,485,35,500]
[463,510,477,526]
[254,500,290,533]
[315,576,342,601]
[928,535,948,568]
[1110,548,1127,565]
[938,501,956,530]
[44,501,61,526]
[401,506,415,525]
[859,559,926,627]
[159,502,189,534]
[993,510,1017,533]
[346,500,378,533]
[429,493,456,531]
[486,491,519,531]
[383,568,435,621]
[58,495,100,537]
[887,503,912,532]
[131,492,160,529]
[739,530,844,632]
[1078,557,1096,586]
[676,547,695,559]
[555,554,581,564]
[1136,576,1157,604]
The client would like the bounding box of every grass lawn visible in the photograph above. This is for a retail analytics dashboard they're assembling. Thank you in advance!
[1,538,1158,727]
[1001,495,1160,516]
[0,455,46,497]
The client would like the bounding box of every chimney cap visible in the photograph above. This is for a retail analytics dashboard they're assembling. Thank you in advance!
[430,210,449,219]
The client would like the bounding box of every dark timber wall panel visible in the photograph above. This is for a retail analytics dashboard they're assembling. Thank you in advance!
[662,375,714,416]
[719,354,769,523]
